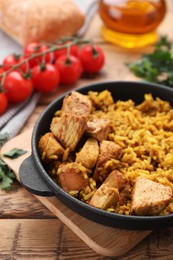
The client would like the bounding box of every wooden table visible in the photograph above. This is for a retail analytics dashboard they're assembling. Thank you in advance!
[1,1,173,259]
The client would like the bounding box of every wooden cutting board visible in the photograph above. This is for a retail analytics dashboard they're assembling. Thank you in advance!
[1,129,151,257]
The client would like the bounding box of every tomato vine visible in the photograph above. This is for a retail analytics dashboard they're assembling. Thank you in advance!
[0,36,105,115]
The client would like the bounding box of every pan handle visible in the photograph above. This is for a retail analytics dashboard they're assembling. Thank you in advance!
[19,155,54,197]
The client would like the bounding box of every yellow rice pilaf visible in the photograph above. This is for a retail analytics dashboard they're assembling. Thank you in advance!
[42,90,173,216]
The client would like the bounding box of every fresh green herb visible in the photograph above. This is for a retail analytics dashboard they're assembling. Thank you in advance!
[0,158,16,191]
[0,148,28,190]
[3,148,27,159]
[0,133,10,148]
[128,35,173,87]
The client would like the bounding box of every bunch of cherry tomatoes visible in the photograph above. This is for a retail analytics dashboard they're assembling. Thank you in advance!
[0,38,105,115]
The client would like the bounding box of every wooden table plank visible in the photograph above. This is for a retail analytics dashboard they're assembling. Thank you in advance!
[0,184,55,219]
[0,220,173,260]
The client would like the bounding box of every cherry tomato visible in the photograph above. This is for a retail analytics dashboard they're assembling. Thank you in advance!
[54,55,83,85]
[53,43,79,61]
[2,54,27,72]
[32,63,60,93]
[79,45,105,73]
[4,71,33,103]
[0,92,8,115]
[24,42,52,68]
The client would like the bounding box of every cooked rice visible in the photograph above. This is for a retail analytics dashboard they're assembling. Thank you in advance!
[42,90,173,216]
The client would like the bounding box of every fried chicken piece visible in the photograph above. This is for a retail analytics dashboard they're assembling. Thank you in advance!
[89,170,130,210]
[58,162,89,192]
[50,113,87,151]
[62,91,92,117]
[38,132,64,162]
[76,138,99,169]
[93,140,122,181]
[86,118,110,141]
[131,177,172,216]
[89,186,119,210]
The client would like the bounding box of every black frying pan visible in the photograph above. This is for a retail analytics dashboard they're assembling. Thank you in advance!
[19,80,173,230]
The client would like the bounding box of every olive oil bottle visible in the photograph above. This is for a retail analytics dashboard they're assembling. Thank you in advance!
[99,0,167,48]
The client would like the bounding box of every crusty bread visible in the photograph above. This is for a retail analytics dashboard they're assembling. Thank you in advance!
[0,0,85,46]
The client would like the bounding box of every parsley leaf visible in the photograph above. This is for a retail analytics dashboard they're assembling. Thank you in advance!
[0,158,16,191]
[0,174,13,191]
[3,148,27,159]
[0,148,27,191]
[128,35,173,87]
[0,133,10,148]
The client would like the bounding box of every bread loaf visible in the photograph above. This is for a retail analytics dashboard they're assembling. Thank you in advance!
[0,0,85,46]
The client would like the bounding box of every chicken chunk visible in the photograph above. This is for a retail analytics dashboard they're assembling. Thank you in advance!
[58,162,89,192]
[131,177,173,216]
[89,170,130,210]
[89,186,119,210]
[86,118,110,141]
[50,113,87,151]
[93,140,122,181]
[104,170,131,206]
[38,132,64,162]
[76,138,99,169]
[62,91,92,117]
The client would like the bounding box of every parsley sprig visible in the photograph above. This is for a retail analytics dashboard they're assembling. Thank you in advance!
[3,148,27,159]
[0,133,10,147]
[0,147,27,191]
[0,158,16,191]
[128,36,173,87]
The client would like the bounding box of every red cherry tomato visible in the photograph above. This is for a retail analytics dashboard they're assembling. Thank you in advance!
[24,42,52,68]
[32,63,60,93]
[53,44,79,61]
[79,45,105,73]
[2,54,27,72]
[54,55,83,85]
[0,92,8,115]
[4,71,33,103]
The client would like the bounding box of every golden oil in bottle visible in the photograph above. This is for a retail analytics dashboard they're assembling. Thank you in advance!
[99,0,167,48]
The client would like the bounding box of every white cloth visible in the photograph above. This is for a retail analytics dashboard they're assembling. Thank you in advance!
[0,92,41,139]
[0,0,98,142]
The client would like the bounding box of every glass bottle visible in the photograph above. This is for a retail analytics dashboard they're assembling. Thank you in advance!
[98,0,167,48]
